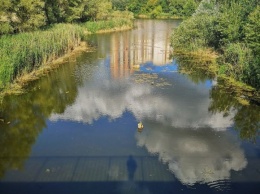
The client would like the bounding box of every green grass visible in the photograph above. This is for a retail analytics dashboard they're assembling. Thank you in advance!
[0,24,84,89]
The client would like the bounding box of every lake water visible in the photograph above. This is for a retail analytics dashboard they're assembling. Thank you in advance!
[0,20,260,194]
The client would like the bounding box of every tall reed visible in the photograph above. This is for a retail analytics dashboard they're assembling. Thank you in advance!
[0,24,84,89]
[0,17,133,90]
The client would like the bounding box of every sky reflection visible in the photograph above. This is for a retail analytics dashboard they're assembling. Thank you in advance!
[136,124,247,185]
[50,62,234,131]
[49,61,247,186]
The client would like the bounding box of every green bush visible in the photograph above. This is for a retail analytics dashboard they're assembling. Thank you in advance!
[171,14,216,51]
[220,43,252,81]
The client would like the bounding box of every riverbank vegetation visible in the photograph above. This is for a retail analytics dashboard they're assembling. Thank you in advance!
[0,0,133,90]
[171,0,260,98]
[112,0,202,18]
[0,17,133,91]
[0,0,114,34]
[0,24,84,90]
[173,53,260,141]
[83,11,134,33]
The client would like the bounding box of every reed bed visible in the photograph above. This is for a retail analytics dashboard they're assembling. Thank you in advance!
[0,24,84,89]
[0,18,133,90]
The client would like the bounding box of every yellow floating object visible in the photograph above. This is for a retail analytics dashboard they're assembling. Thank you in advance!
[138,122,144,129]
[133,64,140,69]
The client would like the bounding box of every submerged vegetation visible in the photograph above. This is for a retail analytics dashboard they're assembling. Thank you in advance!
[172,50,217,84]
[171,0,260,92]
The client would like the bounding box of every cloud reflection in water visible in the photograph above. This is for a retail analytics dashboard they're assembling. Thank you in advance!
[50,66,247,186]
[136,124,247,185]
[51,72,233,130]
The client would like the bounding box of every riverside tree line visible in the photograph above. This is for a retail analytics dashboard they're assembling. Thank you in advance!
[112,0,202,18]
[0,0,114,34]
[0,0,202,35]
[172,0,260,90]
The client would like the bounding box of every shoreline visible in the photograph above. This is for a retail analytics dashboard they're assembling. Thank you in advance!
[0,42,93,97]
[172,50,260,105]
[85,25,133,34]
[0,21,134,98]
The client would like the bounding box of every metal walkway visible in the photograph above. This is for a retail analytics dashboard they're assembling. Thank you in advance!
[1,156,175,182]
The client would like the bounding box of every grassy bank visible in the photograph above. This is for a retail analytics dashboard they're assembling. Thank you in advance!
[0,18,133,92]
[136,13,182,20]
[0,24,84,90]
[83,18,133,34]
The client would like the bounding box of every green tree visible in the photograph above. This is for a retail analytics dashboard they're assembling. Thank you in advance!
[81,0,112,21]
[0,0,13,34]
[13,0,46,32]
[243,6,260,88]
[244,6,260,55]
[65,0,87,22]
[44,0,113,23]
[183,0,197,16]
[145,0,159,12]
[111,0,130,11]
[0,0,46,33]
[44,0,61,24]
[127,0,147,14]
[168,0,185,16]
[215,1,243,46]
[151,5,162,18]
[171,14,216,51]
[158,0,169,13]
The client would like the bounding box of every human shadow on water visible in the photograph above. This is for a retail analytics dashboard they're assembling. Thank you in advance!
[126,155,137,181]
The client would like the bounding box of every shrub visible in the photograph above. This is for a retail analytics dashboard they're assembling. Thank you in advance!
[171,14,216,51]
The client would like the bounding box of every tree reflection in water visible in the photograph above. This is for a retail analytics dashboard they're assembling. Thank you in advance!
[173,51,260,142]
[210,85,260,142]
[0,51,96,178]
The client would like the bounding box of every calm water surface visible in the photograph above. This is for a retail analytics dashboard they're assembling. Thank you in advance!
[0,20,260,194]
